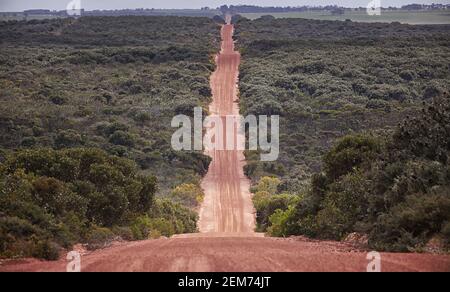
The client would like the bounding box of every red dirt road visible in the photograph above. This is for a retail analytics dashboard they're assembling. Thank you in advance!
[1,236,449,272]
[198,21,256,234]
[1,21,449,273]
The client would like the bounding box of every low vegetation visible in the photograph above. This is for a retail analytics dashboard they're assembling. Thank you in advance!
[0,16,219,260]
[0,148,199,259]
[0,16,219,191]
[236,17,450,251]
[263,95,449,251]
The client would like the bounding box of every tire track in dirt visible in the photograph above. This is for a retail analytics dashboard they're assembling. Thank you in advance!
[2,237,449,272]
[197,19,257,235]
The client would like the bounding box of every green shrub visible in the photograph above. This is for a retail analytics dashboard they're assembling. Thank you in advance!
[149,218,175,237]
[252,176,301,232]
[267,206,296,237]
[315,171,369,240]
[0,148,160,259]
[130,216,176,239]
[254,193,300,232]
[86,227,116,250]
[150,199,198,234]
[149,229,162,239]
[109,131,135,147]
[441,222,450,248]
[55,130,83,148]
[130,216,152,240]
[267,95,450,251]
[251,176,281,195]
[112,226,134,241]
[324,134,381,180]
[169,183,204,208]
[21,137,37,147]
[49,95,67,105]
[32,240,61,261]
[369,188,450,252]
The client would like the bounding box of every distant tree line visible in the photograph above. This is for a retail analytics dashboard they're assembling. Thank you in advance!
[219,4,450,14]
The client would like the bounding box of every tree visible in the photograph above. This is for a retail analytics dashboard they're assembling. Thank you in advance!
[170,184,204,208]
[109,131,135,147]
[55,130,83,148]
[324,134,381,180]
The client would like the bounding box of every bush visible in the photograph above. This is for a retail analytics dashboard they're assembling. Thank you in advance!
[55,130,83,148]
[49,95,67,105]
[150,199,198,234]
[112,226,134,241]
[267,206,296,237]
[314,171,369,240]
[423,84,441,99]
[252,176,300,232]
[96,122,129,137]
[149,218,176,237]
[442,222,450,248]
[369,188,450,252]
[86,227,116,250]
[149,229,162,239]
[32,176,87,217]
[33,240,61,261]
[21,137,37,147]
[170,184,204,208]
[130,215,176,239]
[264,197,299,235]
[268,95,450,251]
[399,70,415,81]
[109,131,135,147]
[130,216,152,240]
[252,176,281,195]
[324,134,381,180]
[0,148,160,259]
[133,111,152,123]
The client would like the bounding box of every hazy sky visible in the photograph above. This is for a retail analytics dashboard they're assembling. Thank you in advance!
[0,0,448,12]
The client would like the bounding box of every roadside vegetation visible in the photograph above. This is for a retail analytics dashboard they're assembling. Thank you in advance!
[236,17,450,252]
[0,16,220,260]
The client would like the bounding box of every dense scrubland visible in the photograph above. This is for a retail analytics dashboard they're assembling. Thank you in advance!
[0,16,220,260]
[1,14,449,260]
[235,17,450,251]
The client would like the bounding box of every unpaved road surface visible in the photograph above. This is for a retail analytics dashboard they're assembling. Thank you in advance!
[198,22,256,234]
[1,236,449,272]
[1,21,450,273]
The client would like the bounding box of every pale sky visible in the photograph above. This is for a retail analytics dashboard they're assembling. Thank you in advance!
[0,0,448,12]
